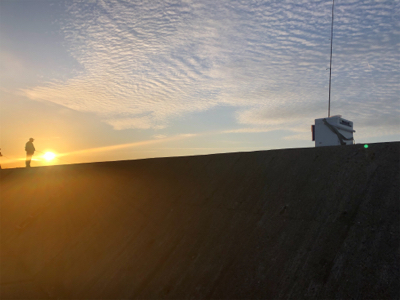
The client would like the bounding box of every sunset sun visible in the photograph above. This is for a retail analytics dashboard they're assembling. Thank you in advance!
[43,152,56,161]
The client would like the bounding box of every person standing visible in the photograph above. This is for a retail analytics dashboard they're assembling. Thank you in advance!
[25,138,35,167]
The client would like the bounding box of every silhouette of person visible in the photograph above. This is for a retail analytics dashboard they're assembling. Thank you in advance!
[25,138,35,167]
[0,148,2,169]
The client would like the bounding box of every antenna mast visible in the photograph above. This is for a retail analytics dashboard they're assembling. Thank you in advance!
[328,0,335,117]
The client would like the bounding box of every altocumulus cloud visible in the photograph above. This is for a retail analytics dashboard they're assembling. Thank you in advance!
[24,0,399,137]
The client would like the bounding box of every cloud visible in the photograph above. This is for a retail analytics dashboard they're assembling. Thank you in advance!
[153,134,167,139]
[22,0,399,136]
[58,132,198,157]
[283,133,311,141]
[222,128,277,134]
[0,51,24,75]
[106,116,166,130]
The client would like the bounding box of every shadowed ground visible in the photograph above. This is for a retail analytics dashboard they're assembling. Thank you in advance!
[1,142,399,299]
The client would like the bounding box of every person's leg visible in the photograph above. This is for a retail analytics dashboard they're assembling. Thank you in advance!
[26,153,32,167]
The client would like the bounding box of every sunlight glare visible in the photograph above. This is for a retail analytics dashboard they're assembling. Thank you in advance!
[43,152,56,161]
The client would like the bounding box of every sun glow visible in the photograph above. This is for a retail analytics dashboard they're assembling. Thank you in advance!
[43,152,56,161]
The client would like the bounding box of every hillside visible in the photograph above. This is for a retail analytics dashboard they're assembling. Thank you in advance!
[1,142,399,299]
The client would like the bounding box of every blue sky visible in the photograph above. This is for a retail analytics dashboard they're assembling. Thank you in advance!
[1,0,399,167]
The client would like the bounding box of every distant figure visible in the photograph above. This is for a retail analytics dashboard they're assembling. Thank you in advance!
[25,138,35,167]
[0,148,2,169]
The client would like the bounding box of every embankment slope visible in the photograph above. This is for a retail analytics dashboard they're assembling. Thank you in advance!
[1,142,399,299]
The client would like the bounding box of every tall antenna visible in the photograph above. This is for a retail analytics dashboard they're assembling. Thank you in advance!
[328,0,335,117]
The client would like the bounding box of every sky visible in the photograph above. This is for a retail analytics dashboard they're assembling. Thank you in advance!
[1,0,399,168]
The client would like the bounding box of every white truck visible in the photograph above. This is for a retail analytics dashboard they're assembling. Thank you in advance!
[312,115,355,147]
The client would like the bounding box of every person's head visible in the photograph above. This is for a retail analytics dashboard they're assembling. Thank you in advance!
[29,138,34,142]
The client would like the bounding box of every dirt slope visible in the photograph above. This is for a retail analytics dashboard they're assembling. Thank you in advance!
[1,142,399,299]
